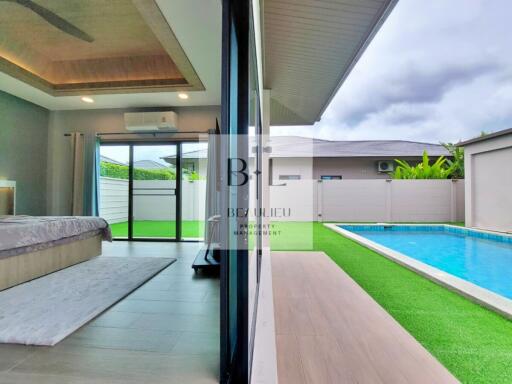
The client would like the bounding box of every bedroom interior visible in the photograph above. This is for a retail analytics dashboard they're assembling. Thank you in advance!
[0,0,225,382]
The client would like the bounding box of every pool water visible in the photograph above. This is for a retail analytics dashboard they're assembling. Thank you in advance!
[340,225,512,300]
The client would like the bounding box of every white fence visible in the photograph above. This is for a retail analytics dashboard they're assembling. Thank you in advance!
[100,177,129,224]
[101,177,465,224]
[270,179,465,222]
[99,177,206,224]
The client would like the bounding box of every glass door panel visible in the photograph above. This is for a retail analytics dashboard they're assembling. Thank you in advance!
[132,144,177,239]
[99,145,130,239]
[181,142,208,240]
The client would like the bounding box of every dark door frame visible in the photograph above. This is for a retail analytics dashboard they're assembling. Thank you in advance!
[220,0,250,383]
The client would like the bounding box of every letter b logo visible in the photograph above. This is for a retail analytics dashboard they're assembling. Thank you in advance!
[228,158,249,186]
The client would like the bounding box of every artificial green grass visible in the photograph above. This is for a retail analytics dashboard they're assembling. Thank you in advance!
[110,220,204,239]
[270,222,512,384]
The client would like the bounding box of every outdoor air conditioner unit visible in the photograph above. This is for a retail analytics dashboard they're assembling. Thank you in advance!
[377,160,394,173]
[124,111,179,132]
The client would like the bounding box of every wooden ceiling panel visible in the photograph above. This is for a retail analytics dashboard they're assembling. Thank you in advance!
[0,0,203,95]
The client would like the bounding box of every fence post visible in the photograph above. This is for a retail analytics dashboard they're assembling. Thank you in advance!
[450,180,457,222]
[317,179,323,222]
[386,179,392,222]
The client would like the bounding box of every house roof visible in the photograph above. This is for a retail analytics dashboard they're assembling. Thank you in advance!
[133,160,168,170]
[264,0,398,125]
[267,136,450,158]
[457,128,512,147]
[163,136,450,159]
[100,155,126,166]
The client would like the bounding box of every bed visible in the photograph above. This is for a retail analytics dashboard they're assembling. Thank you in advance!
[0,216,111,291]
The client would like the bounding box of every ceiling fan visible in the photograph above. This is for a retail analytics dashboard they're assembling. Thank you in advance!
[1,0,94,43]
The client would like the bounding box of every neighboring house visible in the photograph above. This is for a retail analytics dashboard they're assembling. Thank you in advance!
[133,160,169,170]
[268,136,451,181]
[162,148,208,176]
[100,155,125,166]
[458,128,512,233]
[161,137,450,181]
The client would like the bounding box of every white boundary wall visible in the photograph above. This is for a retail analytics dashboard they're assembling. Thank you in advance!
[270,179,465,222]
[99,177,206,224]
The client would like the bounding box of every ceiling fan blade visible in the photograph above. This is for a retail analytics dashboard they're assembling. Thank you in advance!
[1,0,94,43]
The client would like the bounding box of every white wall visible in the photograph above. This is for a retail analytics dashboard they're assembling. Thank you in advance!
[47,106,220,216]
[271,157,313,182]
[312,157,423,179]
[270,179,465,223]
[271,157,439,180]
[0,91,49,215]
[464,133,512,232]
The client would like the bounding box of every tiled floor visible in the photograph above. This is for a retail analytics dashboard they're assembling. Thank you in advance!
[0,241,220,384]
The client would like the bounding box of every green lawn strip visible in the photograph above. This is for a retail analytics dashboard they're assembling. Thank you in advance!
[109,221,204,238]
[270,222,512,384]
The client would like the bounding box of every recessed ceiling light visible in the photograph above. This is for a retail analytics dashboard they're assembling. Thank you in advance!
[178,93,189,100]
[81,96,94,103]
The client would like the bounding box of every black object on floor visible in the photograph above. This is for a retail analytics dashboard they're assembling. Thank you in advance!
[192,215,221,273]
[192,246,220,273]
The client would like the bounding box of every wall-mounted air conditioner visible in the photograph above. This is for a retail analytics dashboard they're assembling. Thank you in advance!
[124,111,179,132]
[377,160,394,173]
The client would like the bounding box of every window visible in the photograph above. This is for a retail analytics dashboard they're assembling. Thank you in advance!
[321,175,342,180]
[279,175,301,180]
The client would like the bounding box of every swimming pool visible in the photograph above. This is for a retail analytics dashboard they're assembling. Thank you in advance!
[336,225,512,302]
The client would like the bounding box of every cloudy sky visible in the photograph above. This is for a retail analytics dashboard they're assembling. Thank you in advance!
[271,0,512,144]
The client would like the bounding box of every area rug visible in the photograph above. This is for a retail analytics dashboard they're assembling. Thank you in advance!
[0,256,175,346]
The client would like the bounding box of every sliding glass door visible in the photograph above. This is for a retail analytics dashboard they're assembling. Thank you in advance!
[99,141,207,242]
[132,144,178,240]
[181,142,208,240]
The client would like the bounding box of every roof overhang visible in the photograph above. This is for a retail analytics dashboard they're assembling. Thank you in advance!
[457,128,512,147]
[263,0,398,125]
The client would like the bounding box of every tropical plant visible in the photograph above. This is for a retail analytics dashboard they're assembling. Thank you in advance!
[391,151,455,179]
[441,142,464,178]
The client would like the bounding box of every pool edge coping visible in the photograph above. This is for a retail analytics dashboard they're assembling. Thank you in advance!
[324,223,512,320]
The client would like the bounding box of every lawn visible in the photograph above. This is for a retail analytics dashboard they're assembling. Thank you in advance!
[110,220,204,239]
[270,222,512,384]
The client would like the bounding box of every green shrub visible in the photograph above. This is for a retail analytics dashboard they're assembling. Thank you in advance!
[100,161,176,180]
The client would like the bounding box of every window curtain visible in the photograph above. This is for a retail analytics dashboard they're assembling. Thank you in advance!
[70,133,100,216]
[90,136,101,216]
[70,132,85,216]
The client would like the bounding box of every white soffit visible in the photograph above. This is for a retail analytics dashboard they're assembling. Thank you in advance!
[263,0,397,125]
[0,0,221,110]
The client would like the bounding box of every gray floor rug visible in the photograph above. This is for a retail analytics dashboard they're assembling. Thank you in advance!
[0,256,175,346]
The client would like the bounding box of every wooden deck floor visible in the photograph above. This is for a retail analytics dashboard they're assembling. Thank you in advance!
[271,251,459,384]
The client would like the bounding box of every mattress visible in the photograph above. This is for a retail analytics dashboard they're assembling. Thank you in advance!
[0,216,111,258]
